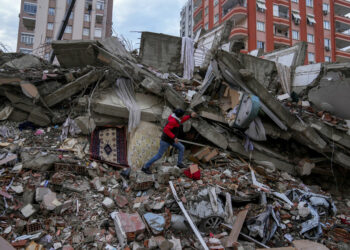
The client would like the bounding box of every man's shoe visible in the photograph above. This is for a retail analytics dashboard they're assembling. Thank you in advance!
[141,167,153,175]
[177,163,187,169]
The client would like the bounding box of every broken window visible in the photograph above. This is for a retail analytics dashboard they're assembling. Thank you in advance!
[325,56,331,62]
[205,22,209,30]
[85,0,93,11]
[24,2,37,15]
[20,33,34,45]
[96,14,103,24]
[222,0,247,17]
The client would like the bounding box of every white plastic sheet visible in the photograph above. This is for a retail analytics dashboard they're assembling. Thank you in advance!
[115,78,141,132]
[180,37,195,80]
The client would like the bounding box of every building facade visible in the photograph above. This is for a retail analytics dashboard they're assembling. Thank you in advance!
[190,0,350,64]
[16,0,113,60]
[180,0,194,38]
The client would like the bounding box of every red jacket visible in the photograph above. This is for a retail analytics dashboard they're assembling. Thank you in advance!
[161,114,190,144]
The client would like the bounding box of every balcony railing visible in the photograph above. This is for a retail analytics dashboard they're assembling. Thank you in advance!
[222,0,247,17]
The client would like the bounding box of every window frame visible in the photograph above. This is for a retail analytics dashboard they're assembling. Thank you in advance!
[257,21,265,32]
[23,2,37,15]
[292,30,299,40]
[307,33,314,43]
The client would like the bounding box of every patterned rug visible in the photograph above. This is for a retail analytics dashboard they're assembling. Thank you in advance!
[90,126,128,167]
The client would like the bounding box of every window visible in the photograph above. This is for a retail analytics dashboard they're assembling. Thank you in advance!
[96,15,103,24]
[292,0,298,2]
[65,25,72,33]
[44,53,50,61]
[96,0,105,10]
[325,56,331,62]
[308,52,315,63]
[94,28,102,38]
[70,12,74,19]
[257,21,265,32]
[67,0,72,5]
[214,14,219,23]
[306,0,313,7]
[292,30,299,40]
[205,7,208,16]
[256,1,266,12]
[24,2,37,14]
[307,16,316,25]
[324,38,331,48]
[48,8,55,16]
[19,48,32,54]
[205,23,209,30]
[20,33,34,45]
[323,3,329,12]
[324,21,330,30]
[84,14,90,22]
[273,5,279,17]
[47,23,54,30]
[214,0,219,6]
[46,37,52,44]
[257,41,265,49]
[307,34,314,43]
[83,28,90,36]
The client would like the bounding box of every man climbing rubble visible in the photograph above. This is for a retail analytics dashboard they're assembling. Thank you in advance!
[142,109,197,174]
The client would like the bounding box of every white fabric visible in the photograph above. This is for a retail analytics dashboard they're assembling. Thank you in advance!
[115,78,141,132]
[180,37,195,80]
[60,117,81,141]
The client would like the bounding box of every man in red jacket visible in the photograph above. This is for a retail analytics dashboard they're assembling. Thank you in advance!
[142,109,197,175]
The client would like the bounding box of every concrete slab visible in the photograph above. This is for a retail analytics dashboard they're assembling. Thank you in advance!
[93,91,163,122]
[139,32,182,74]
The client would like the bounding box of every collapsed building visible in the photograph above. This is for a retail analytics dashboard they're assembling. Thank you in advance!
[0,21,349,249]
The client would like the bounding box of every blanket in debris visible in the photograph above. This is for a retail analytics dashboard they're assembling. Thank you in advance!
[90,126,128,167]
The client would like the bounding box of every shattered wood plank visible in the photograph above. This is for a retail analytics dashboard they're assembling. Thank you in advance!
[169,181,209,250]
[203,148,219,162]
[44,69,103,107]
[225,207,249,248]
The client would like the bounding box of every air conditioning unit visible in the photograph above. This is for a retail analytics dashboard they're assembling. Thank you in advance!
[323,10,328,15]
[325,46,330,51]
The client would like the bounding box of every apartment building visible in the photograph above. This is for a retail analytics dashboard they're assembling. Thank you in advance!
[180,0,194,38]
[189,0,350,64]
[16,0,113,60]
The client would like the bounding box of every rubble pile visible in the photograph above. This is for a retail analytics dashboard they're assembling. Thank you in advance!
[0,26,349,249]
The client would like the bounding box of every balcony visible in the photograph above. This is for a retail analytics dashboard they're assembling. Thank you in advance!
[334,0,350,25]
[273,4,289,26]
[222,0,247,22]
[193,0,203,14]
[336,49,350,62]
[274,25,290,48]
[22,17,36,31]
[229,25,248,40]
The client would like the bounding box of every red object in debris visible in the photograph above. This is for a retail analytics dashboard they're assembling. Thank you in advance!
[184,164,201,180]
[341,218,350,225]
[11,239,27,248]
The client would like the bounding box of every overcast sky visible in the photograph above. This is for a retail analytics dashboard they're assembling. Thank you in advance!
[0,0,187,52]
